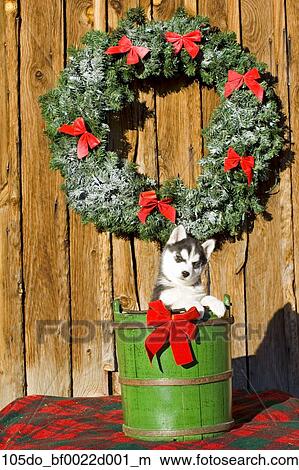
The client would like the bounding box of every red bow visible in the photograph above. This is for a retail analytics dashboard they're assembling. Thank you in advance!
[138,190,176,224]
[224,68,264,102]
[105,35,150,65]
[165,30,202,59]
[145,301,201,366]
[224,147,255,186]
[58,117,101,159]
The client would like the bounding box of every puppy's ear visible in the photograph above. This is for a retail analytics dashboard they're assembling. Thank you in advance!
[202,239,216,261]
[167,225,187,245]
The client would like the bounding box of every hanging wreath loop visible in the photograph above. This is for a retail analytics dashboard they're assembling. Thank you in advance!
[40,8,283,243]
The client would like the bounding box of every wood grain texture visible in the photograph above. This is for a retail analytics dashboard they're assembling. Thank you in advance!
[107,0,161,391]
[154,0,201,188]
[20,0,71,396]
[284,0,299,394]
[108,0,140,31]
[134,0,160,311]
[199,0,248,389]
[69,223,113,392]
[240,0,295,393]
[153,0,197,18]
[67,0,95,39]
[94,0,107,29]
[66,0,111,397]
[108,0,140,317]
[95,0,119,380]
[68,0,114,386]
[0,0,25,408]
[201,0,238,31]
[112,371,122,395]
[151,0,201,322]
[107,0,141,393]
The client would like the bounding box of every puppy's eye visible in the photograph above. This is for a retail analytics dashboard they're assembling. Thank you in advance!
[175,254,184,263]
[192,261,201,269]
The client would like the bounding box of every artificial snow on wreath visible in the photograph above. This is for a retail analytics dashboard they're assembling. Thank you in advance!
[40,8,283,244]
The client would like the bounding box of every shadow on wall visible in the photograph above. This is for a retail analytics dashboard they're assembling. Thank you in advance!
[232,303,299,398]
[108,76,194,158]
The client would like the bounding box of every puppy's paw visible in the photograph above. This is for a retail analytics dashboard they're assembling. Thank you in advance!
[211,300,226,318]
[176,301,204,318]
[201,296,226,318]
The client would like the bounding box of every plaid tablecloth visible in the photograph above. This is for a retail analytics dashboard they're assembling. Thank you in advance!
[0,390,298,449]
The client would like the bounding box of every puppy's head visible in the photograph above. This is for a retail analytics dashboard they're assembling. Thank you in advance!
[161,225,215,286]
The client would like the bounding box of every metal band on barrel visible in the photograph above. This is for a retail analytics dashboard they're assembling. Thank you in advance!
[123,420,235,438]
[119,370,232,386]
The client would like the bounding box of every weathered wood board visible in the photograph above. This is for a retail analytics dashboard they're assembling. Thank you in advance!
[20,0,71,396]
[285,0,299,395]
[67,0,111,397]
[199,0,248,389]
[240,0,298,394]
[0,0,24,408]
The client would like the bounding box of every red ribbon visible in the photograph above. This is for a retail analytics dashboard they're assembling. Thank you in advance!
[58,117,101,159]
[224,68,264,102]
[105,35,150,65]
[137,190,176,224]
[165,30,202,59]
[224,147,255,186]
[145,300,201,366]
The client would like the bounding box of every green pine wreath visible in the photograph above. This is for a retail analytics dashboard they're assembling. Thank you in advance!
[40,7,283,244]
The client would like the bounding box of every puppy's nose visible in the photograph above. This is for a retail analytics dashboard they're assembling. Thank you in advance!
[182,271,190,278]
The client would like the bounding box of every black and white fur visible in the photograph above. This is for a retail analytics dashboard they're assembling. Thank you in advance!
[151,225,226,318]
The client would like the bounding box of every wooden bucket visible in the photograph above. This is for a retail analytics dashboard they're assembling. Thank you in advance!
[113,299,234,442]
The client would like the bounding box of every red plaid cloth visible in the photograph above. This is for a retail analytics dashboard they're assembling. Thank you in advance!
[0,390,298,449]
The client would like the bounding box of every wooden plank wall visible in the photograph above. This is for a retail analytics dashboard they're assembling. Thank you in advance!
[0,0,298,408]
[0,0,24,406]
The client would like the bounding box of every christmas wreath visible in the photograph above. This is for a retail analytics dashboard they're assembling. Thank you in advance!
[40,8,283,243]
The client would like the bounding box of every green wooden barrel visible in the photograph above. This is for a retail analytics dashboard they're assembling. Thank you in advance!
[113,297,234,442]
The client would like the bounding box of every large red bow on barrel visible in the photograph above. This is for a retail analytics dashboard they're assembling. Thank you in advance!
[145,300,201,366]
[105,35,150,65]
[224,147,255,186]
[224,68,264,102]
[138,190,176,224]
[165,30,202,59]
[58,117,101,159]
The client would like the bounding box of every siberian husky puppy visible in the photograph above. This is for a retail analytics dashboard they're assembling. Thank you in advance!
[152,225,226,318]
